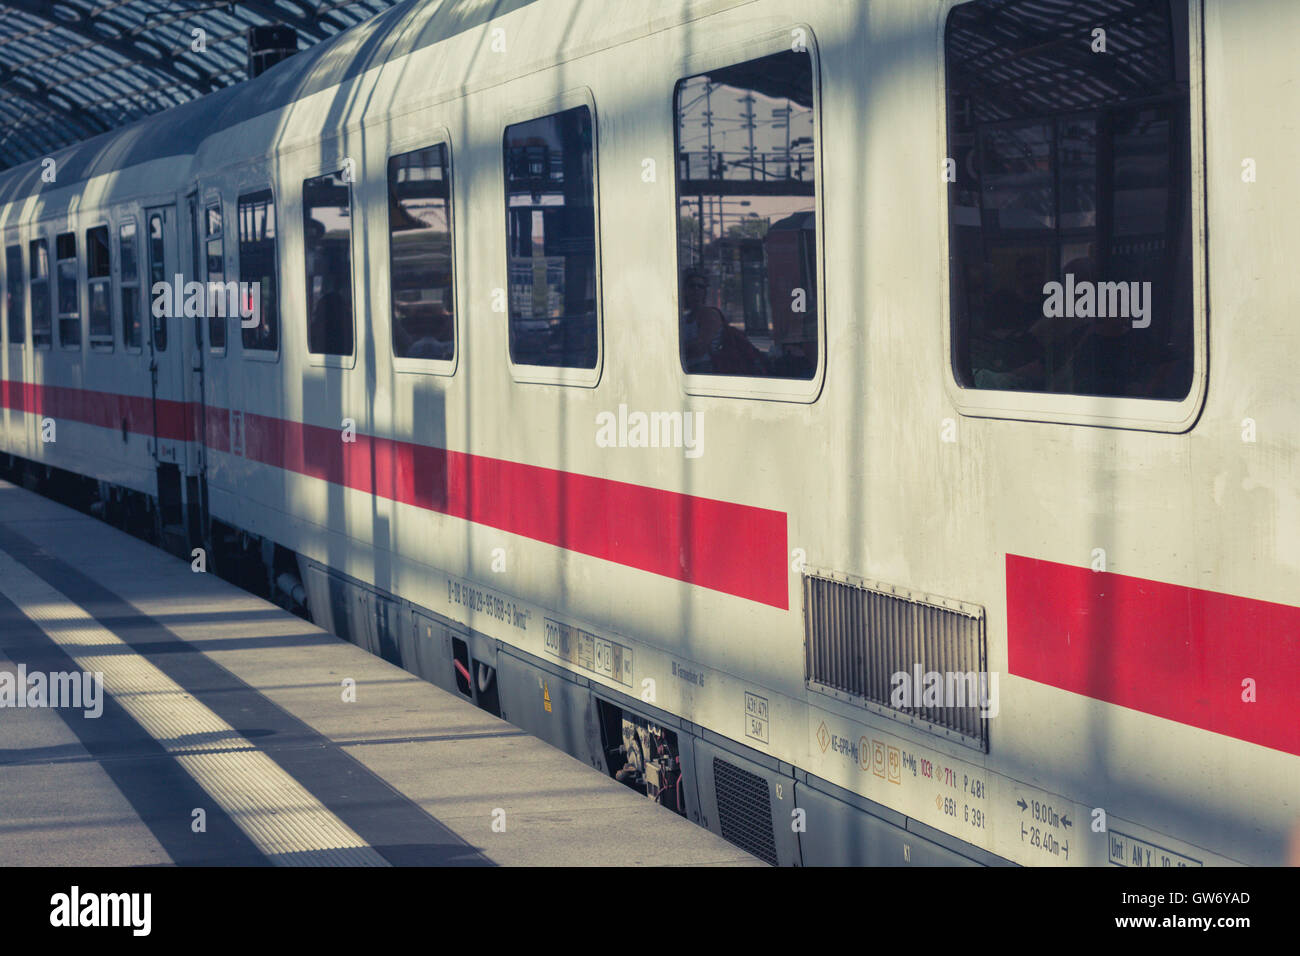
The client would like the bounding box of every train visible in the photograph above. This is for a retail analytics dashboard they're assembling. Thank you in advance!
[1,0,1297,866]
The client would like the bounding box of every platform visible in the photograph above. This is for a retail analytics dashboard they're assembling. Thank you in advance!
[0,479,759,867]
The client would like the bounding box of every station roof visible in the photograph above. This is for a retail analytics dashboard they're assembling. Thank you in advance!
[0,1,408,171]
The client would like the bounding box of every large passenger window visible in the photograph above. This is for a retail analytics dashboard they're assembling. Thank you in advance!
[674,50,819,380]
[56,232,79,349]
[945,0,1193,401]
[29,238,50,349]
[303,171,354,356]
[238,190,279,352]
[503,106,598,369]
[5,245,23,346]
[205,203,227,353]
[119,221,143,351]
[87,225,113,350]
[389,145,454,362]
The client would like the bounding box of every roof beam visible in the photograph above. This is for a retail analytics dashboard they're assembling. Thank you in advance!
[0,64,113,152]
[164,0,348,41]
[3,0,224,95]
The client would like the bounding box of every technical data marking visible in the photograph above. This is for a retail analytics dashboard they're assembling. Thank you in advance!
[543,617,633,687]
[0,549,387,867]
[1011,790,1075,863]
[1109,829,1203,868]
[744,692,769,744]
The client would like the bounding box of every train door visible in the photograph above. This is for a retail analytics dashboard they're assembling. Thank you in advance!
[3,232,27,461]
[185,191,212,550]
[143,204,197,552]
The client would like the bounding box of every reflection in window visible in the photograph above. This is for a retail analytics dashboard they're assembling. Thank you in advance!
[56,232,79,349]
[148,213,167,352]
[205,202,227,351]
[87,225,113,349]
[674,50,818,380]
[120,221,143,350]
[945,0,1193,400]
[503,106,598,369]
[5,245,23,346]
[303,171,354,356]
[29,238,50,349]
[389,145,454,362]
[238,190,278,352]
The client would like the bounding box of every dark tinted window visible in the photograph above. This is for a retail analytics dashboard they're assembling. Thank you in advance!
[29,238,50,348]
[87,225,112,349]
[5,245,23,346]
[205,202,227,352]
[389,145,454,362]
[55,232,79,348]
[945,0,1193,400]
[148,213,167,352]
[675,50,819,380]
[503,106,597,369]
[120,221,143,351]
[238,190,278,352]
[303,171,354,356]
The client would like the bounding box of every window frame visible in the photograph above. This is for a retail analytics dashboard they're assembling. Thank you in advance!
[54,229,81,351]
[672,28,828,405]
[204,195,228,357]
[937,0,1208,433]
[301,151,358,370]
[117,216,144,354]
[29,233,51,350]
[85,222,114,352]
[235,180,282,364]
[145,209,170,354]
[4,240,24,349]
[501,87,603,389]
[387,125,458,379]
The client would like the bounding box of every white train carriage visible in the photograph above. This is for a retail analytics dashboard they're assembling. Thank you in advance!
[1,0,1296,867]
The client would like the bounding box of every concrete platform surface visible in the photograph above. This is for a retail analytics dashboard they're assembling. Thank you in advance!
[0,480,760,866]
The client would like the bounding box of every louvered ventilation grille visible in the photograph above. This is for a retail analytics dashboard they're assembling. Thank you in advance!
[803,571,989,750]
[713,757,778,865]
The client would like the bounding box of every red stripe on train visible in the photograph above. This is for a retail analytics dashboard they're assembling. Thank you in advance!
[0,380,192,441]
[0,379,788,608]
[1007,554,1300,757]
[240,410,788,609]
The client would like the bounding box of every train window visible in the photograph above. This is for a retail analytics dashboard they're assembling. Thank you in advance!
[945,0,1193,401]
[120,221,143,351]
[503,106,597,369]
[303,171,354,356]
[148,213,167,352]
[87,225,113,350]
[388,144,454,362]
[674,50,818,380]
[5,245,23,346]
[205,202,227,353]
[29,238,51,349]
[238,190,279,353]
[55,232,80,349]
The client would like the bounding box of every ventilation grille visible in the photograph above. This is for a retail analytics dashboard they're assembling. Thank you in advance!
[713,758,778,865]
[803,570,988,750]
